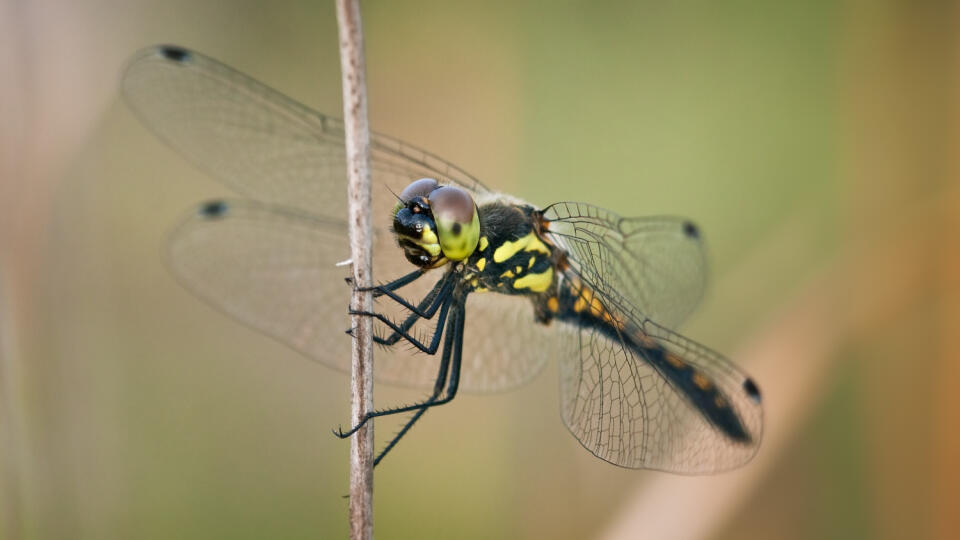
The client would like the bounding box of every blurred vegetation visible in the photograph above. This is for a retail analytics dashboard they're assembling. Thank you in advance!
[1,1,957,539]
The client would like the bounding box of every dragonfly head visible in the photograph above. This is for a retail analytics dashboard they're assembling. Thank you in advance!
[392,178,480,268]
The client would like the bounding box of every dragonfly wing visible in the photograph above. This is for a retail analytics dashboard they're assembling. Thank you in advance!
[169,199,551,392]
[124,45,532,390]
[555,276,762,472]
[122,45,490,220]
[452,292,557,393]
[542,202,707,330]
[168,200,355,374]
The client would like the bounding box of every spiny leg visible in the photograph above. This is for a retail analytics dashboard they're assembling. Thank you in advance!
[347,268,425,296]
[346,271,453,347]
[369,275,456,347]
[348,267,449,319]
[335,297,465,440]
[354,268,450,315]
[372,301,466,466]
[351,283,454,354]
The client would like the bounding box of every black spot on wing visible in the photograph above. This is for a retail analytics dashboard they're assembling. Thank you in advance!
[743,377,761,403]
[639,342,752,443]
[159,45,191,63]
[198,200,229,219]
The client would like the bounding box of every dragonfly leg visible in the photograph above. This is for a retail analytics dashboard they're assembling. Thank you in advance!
[347,268,425,298]
[367,276,456,347]
[335,300,465,445]
[344,272,453,347]
[372,303,466,466]
[366,282,446,316]
[350,286,453,354]
[350,268,457,317]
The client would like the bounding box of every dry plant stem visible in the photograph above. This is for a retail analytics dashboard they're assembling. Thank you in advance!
[0,273,24,540]
[336,0,375,538]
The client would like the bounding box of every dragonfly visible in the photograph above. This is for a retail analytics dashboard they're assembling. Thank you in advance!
[122,45,763,473]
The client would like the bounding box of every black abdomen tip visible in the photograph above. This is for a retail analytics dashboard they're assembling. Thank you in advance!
[743,377,761,403]
[199,200,229,218]
[682,220,700,239]
[159,45,191,63]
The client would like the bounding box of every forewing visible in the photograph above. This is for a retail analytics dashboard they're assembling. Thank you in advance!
[542,202,706,330]
[122,45,490,220]
[556,276,762,472]
[125,46,543,391]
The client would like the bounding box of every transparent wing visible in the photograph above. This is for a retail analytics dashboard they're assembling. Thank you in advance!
[542,202,706,330]
[126,45,548,392]
[555,268,762,472]
[168,200,354,374]
[169,199,552,392]
[454,292,556,393]
[121,45,490,220]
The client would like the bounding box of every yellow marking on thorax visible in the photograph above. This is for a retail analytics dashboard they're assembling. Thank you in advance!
[501,269,515,279]
[493,232,550,263]
[513,267,553,293]
[528,256,535,268]
[479,236,489,252]
[476,258,486,271]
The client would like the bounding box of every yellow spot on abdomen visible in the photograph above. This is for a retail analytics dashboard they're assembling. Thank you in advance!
[692,372,712,391]
[573,286,594,313]
[665,353,686,369]
[589,296,605,317]
[547,296,559,312]
[600,310,625,330]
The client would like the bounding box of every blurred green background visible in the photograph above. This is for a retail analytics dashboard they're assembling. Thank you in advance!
[2,1,958,539]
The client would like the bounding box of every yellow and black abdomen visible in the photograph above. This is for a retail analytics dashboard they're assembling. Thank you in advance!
[550,277,753,444]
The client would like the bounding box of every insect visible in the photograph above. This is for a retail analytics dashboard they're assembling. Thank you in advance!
[122,45,762,473]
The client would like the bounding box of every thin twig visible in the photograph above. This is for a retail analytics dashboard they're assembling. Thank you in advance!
[335,1,375,538]
[0,270,24,540]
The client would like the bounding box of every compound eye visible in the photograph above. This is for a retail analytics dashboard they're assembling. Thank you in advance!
[399,178,439,202]
[428,186,480,261]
